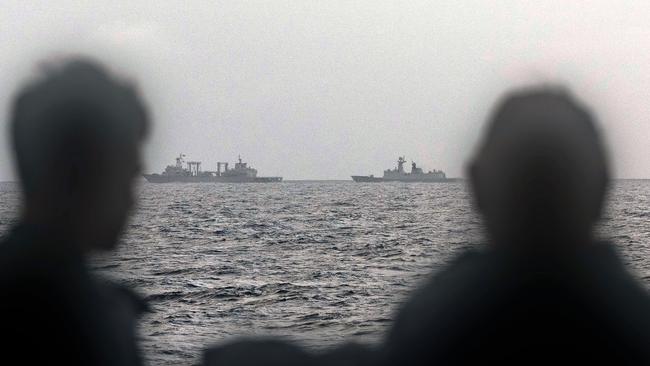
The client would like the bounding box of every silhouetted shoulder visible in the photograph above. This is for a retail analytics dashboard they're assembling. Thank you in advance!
[316,342,379,366]
[383,247,511,364]
[203,338,317,366]
[383,243,650,365]
[0,225,147,365]
[203,338,379,366]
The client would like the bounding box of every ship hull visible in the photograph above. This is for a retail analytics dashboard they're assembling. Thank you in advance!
[351,175,459,183]
[351,175,384,182]
[143,174,282,183]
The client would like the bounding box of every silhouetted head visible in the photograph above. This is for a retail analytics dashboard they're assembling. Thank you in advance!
[469,87,609,250]
[11,58,149,252]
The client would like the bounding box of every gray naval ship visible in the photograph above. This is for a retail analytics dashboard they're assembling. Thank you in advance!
[352,156,452,182]
[144,154,282,183]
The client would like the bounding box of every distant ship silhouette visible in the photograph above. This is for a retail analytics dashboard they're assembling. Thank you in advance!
[144,154,282,183]
[352,156,454,182]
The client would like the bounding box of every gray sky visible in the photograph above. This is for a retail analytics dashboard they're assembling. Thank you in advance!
[1,1,650,180]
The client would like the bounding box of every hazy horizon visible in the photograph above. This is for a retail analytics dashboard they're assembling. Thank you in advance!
[3,1,650,180]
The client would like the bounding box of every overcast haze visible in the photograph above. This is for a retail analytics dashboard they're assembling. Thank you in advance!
[2,1,650,180]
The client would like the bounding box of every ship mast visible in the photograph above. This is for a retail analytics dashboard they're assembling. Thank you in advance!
[176,153,185,169]
[397,156,406,173]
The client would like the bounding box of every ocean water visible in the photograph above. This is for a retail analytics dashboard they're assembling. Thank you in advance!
[1,180,650,365]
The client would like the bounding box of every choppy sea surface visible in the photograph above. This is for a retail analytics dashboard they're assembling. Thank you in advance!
[1,180,650,365]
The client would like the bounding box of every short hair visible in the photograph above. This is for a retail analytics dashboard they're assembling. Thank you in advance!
[474,87,609,225]
[10,58,149,195]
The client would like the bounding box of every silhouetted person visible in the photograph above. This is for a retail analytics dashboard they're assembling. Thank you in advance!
[383,88,650,365]
[0,59,149,365]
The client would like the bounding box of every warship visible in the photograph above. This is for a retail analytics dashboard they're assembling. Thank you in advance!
[143,154,282,183]
[352,156,452,182]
